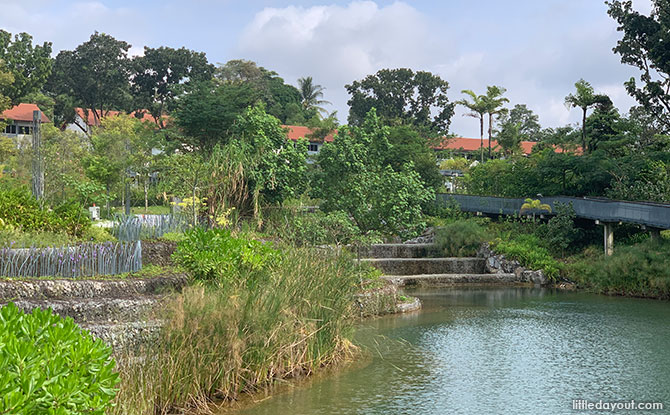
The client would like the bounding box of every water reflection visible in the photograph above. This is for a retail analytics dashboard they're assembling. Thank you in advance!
[229,287,670,415]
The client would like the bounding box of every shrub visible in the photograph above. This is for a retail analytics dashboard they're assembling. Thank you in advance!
[285,210,367,246]
[567,239,670,298]
[173,228,280,283]
[434,220,490,257]
[492,234,561,279]
[0,303,119,414]
[535,202,580,257]
[0,188,90,236]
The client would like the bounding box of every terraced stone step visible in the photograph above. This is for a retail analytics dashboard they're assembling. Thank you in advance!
[382,273,521,286]
[355,243,441,259]
[6,295,164,323]
[0,275,188,300]
[81,320,163,351]
[362,257,486,275]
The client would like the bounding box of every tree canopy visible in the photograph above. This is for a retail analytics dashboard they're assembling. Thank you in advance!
[346,68,455,135]
[0,30,52,103]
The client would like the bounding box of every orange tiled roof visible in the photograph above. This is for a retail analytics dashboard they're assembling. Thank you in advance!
[74,108,164,127]
[433,137,581,155]
[282,125,336,142]
[1,103,51,123]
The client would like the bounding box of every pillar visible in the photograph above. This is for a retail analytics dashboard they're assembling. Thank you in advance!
[603,222,614,256]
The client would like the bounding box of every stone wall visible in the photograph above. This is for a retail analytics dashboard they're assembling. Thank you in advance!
[477,243,549,285]
[141,241,177,267]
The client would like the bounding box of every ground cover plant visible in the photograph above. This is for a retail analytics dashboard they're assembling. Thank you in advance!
[0,303,119,414]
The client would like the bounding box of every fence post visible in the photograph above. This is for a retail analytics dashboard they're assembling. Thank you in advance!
[31,110,44,201]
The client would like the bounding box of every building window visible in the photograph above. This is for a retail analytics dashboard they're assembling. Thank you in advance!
[4,124,17,134]
[308,143,319,152]
[18,126,33,135]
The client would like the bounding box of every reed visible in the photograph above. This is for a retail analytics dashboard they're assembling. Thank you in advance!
[113,246,362,414]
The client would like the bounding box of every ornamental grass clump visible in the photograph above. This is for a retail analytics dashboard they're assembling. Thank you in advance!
[0,303,119,414]
[113,229,362,414]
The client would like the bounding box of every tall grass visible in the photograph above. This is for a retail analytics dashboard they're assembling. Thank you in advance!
[567,239,670,298]
[434,220,490,257]
[113,246,361,414]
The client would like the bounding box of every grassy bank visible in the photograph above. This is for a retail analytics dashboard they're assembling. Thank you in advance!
[113,230,374,414]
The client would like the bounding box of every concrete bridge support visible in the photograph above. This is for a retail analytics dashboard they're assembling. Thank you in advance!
[596,221,614,256]
[650,227,662,241]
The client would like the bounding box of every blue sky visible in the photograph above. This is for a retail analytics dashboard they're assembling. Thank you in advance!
[0,0,654,137]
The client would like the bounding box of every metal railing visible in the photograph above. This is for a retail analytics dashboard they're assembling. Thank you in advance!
[437,194,670,229]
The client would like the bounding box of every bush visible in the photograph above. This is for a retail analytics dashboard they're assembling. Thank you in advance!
[492,234,562,279]
[0,188,90,236]
[173,228,280,283]
[567,239,670,298]
[0,303,119,414]
[434,220,490,257]
[535,202,580,257]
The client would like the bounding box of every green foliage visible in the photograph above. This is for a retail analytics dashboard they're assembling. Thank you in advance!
[158,231,186,243]
[47,32,131,123]
[0,303,118,414]
[279,210,373,246]
[537,202,580,257]
[608,0,670,131]
[115,246,363,414]
[0,30,53,103]
[568,239,670,298]
[492,234,561,279]
[434,220,490,257]
[173,228,280,283]
[0,187,90,237]
[313,109,434,238]
[346,68,455,135]
[386,125,443,190]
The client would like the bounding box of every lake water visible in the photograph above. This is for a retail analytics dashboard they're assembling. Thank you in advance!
[229,287,670,414]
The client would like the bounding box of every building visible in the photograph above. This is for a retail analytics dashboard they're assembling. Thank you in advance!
[433,137,537,157]
[282,125,336,156]
[1,103,51,146]
[65,108,163,135]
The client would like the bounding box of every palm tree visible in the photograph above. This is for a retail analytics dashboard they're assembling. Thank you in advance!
[457,90,488,162]
[297,76,331,117]
[565,79,609,152]
[482,86,509,159]
[520,198,552,222]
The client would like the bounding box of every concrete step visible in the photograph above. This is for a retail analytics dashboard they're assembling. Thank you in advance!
[382,273,522,286]
[354,243,441,259]
[0,275,188,300]
[362,257,486,275]
[6,295,163,323]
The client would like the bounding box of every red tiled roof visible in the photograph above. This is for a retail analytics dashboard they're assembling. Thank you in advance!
[74,108,164,127]
[433,137,580,155]
[282,125,336,142]
[1,103,51,123]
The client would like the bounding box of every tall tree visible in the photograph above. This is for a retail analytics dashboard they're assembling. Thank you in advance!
[131,46,214,128]
[482,85,509,158]
[297,76,330,117]
[47,32,131,129]
[0,61,13,119]
[0,30,52,103]
[346,68,455,135]
[503,104,541,139]
[457,90,487,162]
[607,0,670,131]
[565,79,610,150]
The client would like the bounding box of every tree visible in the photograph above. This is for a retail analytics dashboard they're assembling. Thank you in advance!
[565,79,610,150]
[503,104,541,139]
[215,60,310,123]
[313,109,434,238]
[47,32,131,129]
[174,80,260,150]
[297,76,330,116]
[496,121,523,156]
[457,90,487,162]
[482,85,509,158]
[131,46,214,128]
[346,68,455,135]
[0,61,13,126]
[0,30,52,103]
[386,125,443,190]
[607,0,670,131]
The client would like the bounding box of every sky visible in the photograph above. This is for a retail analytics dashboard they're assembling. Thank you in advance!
[0,0,655,137]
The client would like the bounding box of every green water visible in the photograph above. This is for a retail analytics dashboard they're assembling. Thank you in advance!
[230,287,670,414]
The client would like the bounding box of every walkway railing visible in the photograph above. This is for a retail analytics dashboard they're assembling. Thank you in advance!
[437,194,670,229]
